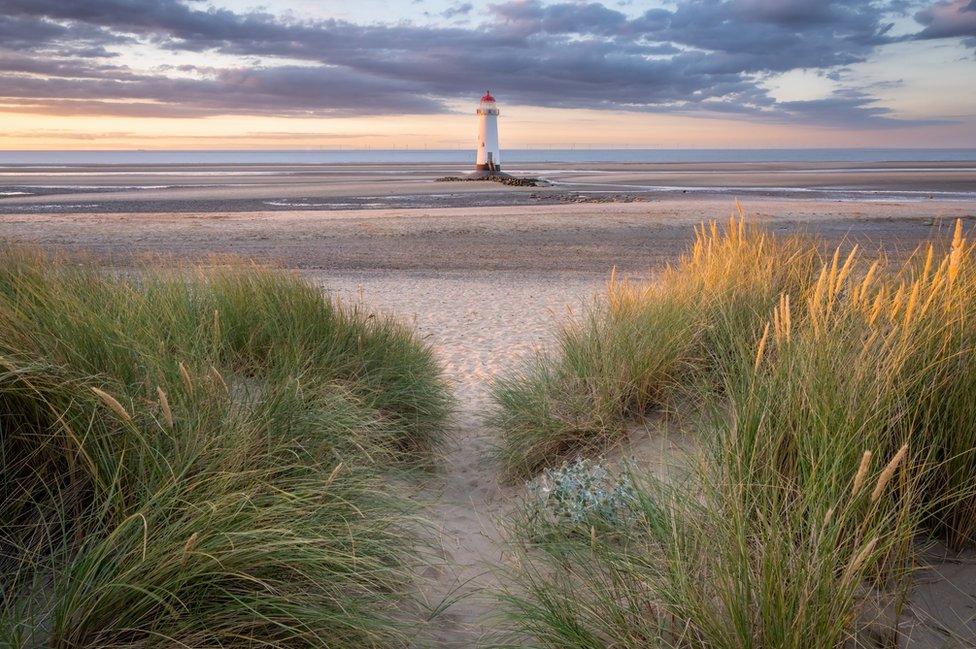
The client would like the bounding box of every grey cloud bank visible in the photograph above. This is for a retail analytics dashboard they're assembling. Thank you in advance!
[0,0,973,128]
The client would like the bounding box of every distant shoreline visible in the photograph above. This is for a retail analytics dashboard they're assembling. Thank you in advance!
[2,148,976,166]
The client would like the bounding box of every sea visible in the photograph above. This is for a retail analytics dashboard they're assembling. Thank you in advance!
[2,148,976,165]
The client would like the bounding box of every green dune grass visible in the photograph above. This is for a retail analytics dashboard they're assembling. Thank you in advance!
[493,218,976,647]
[490,217,820,478]
[0,249,449,647]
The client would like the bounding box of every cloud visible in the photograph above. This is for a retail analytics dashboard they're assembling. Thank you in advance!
[632,0,896,72]
[442,3,473,19]
[0,64,445,117]
[0,0,970,126]
[0,128,388,141]
[489,1,630,37]
[775,89,949,127]
[0,13,128,57]
[914,0,976,42]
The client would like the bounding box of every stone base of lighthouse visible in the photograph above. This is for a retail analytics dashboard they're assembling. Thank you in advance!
[468,168,511,180]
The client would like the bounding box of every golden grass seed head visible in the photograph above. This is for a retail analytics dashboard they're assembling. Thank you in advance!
[181,531,199,566]
[156,386,173,428]
[852,450,872,498]
[845,537,878,581]
[209,365,228,394]
[90,386,132,422]
[754,322,771,372]
[178,361,193,393]
[871,444,908,503]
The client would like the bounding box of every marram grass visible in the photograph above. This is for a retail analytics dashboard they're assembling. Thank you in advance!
[494,218,976,647]
[490,213,820,477]
[0,248,449,647]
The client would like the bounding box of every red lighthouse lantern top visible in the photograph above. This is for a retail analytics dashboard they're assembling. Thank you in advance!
[481,90,495,102]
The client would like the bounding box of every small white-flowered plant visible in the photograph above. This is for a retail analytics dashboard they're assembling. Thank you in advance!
[526,457,636,526]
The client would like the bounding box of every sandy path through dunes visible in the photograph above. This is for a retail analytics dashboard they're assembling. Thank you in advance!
[308,270,607,646]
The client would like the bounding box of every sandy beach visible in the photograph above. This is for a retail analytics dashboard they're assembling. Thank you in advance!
[1,160,973,273]
[1,198,974,273]
[1,160,975,215]
[2,164,976,645]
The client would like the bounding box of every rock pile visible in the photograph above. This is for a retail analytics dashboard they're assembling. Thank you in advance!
[436,175,549,187]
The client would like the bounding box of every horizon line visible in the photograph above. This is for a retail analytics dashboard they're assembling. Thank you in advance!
[3,146,976,153]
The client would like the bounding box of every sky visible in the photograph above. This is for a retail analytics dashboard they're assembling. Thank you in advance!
[1,0,975,150]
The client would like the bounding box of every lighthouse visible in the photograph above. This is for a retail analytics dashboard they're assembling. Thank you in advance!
[475,91,501,174]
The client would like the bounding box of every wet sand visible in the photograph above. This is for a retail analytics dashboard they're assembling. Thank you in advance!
[0,199,973,273]
[0,160,974,215]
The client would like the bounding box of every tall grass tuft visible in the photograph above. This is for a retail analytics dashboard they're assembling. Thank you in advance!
[0,248,449,647]
[495,218,976,646]
[491,213,821,477]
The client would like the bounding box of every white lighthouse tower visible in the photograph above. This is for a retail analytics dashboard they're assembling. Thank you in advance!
[475,91,501,175]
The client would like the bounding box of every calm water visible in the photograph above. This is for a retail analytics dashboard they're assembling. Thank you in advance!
[2,149,976,165]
